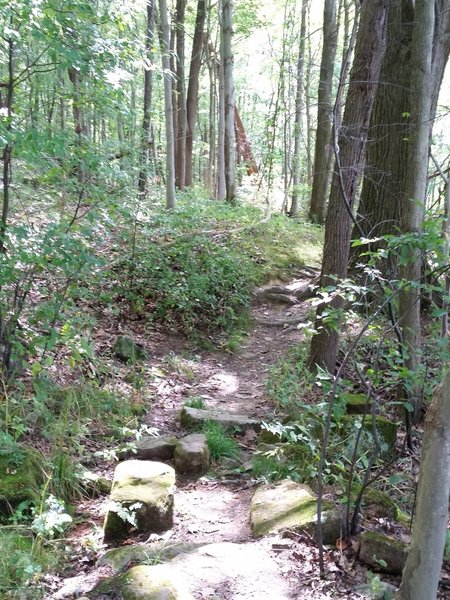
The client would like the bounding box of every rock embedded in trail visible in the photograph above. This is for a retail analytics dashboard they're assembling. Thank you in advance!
[181,405,260,432]
[174,433,210,474]
[133,435,178,461]
[250,479,342,545]
[120,565,194,600]
[103,460,175,542]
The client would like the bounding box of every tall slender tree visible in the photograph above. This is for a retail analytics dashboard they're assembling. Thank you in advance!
[185,0,206,187]
[221,0,236,203]
[138,0,155,197]
[158,0,176,208]
[308,0,338,224]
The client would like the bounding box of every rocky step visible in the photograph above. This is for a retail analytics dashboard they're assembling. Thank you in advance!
[181,406,260,432]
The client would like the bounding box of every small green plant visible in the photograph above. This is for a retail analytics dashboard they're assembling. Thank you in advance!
[31,495,72,539]
[184,396,207,409]
[202,421,240,461]
[106,501,143,527]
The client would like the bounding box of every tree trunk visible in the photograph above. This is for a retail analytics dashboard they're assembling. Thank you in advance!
[175,0,187,190]
[0,35,14,255]
[158,0,176,209]
[308,0,338,224]
[221,0,236,203]
[216,38,226,200]
[308,0,388,373]
[138,0,155,197]
[351,0,450,274]
[396,371,450,600]
[398,0,435,423]
[290,0,308,217]
[185,0,206,187]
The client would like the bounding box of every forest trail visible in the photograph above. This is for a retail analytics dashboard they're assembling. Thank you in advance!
[52,273,369,600]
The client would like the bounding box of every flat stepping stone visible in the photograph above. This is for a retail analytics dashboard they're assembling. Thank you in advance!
[250,479,342,545]
[104,460,175,542]
[181,406,260,432]
[117,542,291,599]
[134,435,178,461]
[174,433,210,474]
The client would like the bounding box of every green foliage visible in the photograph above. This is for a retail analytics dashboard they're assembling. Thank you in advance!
[0,529,55,599]
[184,396,207,409]
[202,421,240,462]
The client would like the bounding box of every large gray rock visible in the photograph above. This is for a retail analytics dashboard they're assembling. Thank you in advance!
[79,469,112,496]
[98,542,204,573]
[359,531,408,574]
[114,335,147,362]
[104,460,175,542]
[174,434,210,474]
[135,436,178,461]
[250,480,342,545]
[181,406,260,432]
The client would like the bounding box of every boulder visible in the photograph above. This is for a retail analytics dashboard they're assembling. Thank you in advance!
[174,434,210,475]
[362,488,410,523]
[114,335,147,362]
[120,565,194,600]
[104,460,175,542]
[359,531,408,574]
[250,480,342,545]
[342,392,371,415]
[79,469,112,496]
[134,436,178,461]
[181,406,260,433]
[340,415,397,458]
[0,451,43,514]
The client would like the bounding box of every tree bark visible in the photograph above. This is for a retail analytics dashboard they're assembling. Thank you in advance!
[351,0,450,274]
[290,0,308,217]
[396,371,450,600]
[308,0,338,224]
[175,0,187,190]
[308,0,388,373]
[158,0,176,209]
[398,0,435,423]
[221,0,236,203]
[185,0,206,187]
[138,0,155,197]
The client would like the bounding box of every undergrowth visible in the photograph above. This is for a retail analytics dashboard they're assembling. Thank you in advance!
[108,195,322,339]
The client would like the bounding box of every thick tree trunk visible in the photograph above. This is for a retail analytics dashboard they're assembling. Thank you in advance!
[308,0,388,373]
[308,0,338,224]
[185,0,206,187]
[138,0,155,197]
[351,0,450,274]
[396,371,450,600]
[290,0,308,217]
[221,0,236,203]
[158,0,176,209]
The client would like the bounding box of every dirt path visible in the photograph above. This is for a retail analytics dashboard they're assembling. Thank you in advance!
[52,276,374,600]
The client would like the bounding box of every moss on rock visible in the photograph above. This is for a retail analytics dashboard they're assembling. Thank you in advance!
[0,450,43,514]
[120,565,194,600]
[250,479,341,545]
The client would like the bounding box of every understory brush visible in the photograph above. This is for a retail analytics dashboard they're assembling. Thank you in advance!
[203,420,240,462]
[107,196,322,340]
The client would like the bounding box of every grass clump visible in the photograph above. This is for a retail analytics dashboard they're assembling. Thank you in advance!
[202,421,240,462]
[0,529,57,599]
[184,396,207,409]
